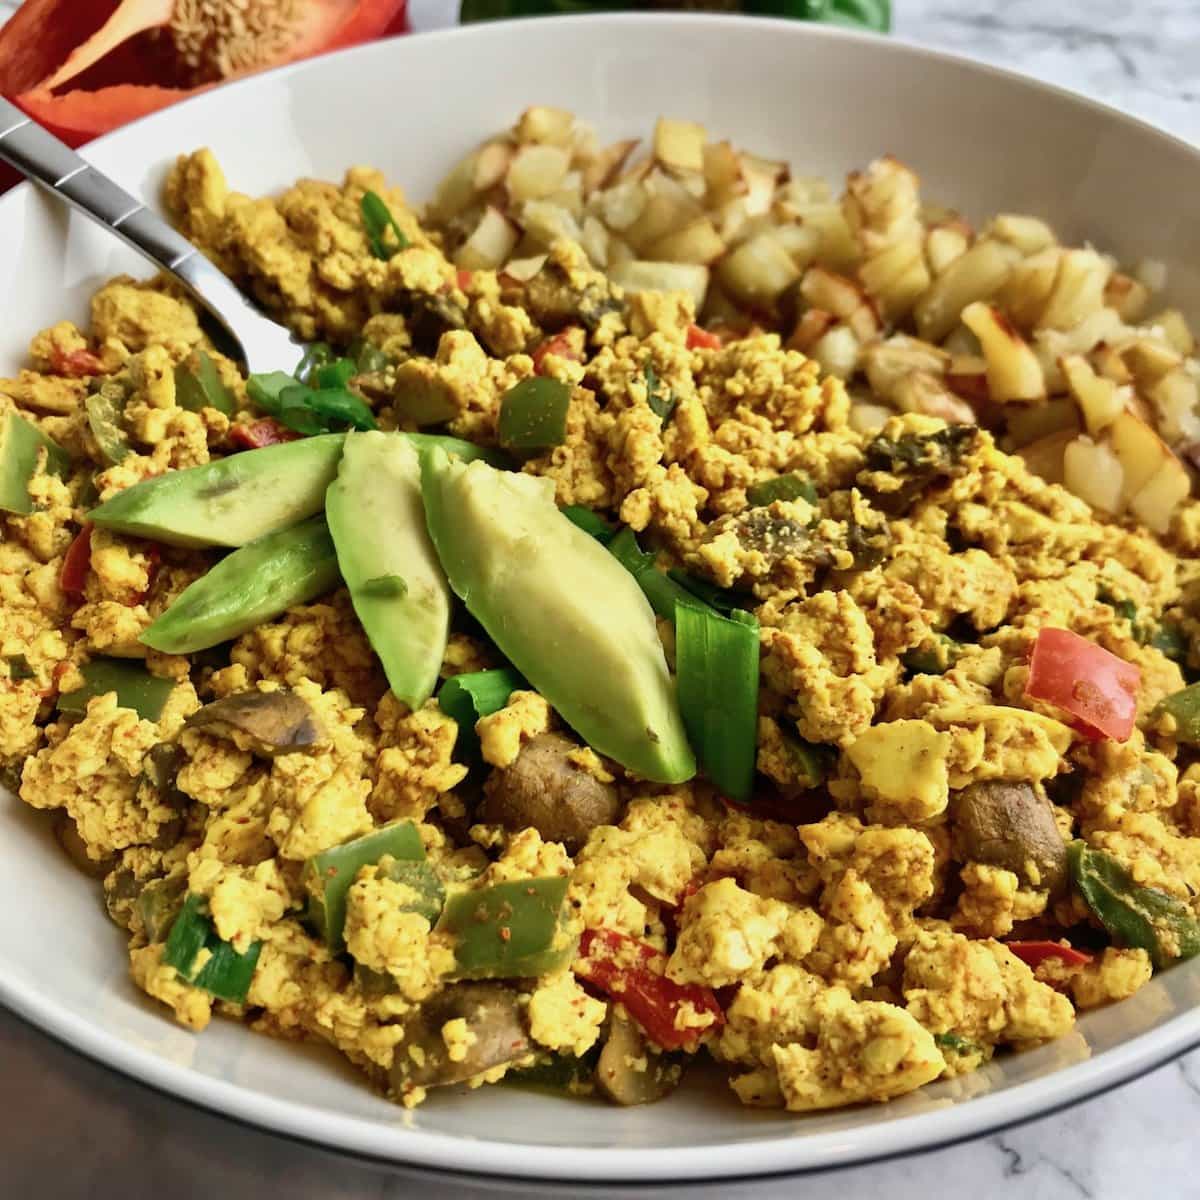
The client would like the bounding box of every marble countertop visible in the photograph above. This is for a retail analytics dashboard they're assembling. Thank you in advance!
[2,2,1199,1197]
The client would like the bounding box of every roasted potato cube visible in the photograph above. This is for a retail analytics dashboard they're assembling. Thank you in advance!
[962,301,1045,402]
[654,117,707,173]
[915,239,1018,343]
[515,106,575,146]
[1063,435,1125,514]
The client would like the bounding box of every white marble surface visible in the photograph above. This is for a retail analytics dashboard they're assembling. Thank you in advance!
[3,2,1200,1198]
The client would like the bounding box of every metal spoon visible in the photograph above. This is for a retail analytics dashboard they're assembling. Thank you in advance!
[0,97,301,375]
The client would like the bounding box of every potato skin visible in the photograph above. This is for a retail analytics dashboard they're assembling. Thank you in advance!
[949,780,1068,897]
[480,731,621,853]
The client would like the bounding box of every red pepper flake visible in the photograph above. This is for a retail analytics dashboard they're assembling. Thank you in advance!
[686,324,722,351]
[229,418,301,450]
[59,522,93,597]
[1006,940,1094,969]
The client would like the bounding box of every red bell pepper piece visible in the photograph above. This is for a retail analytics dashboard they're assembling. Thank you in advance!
[686,324,722,351]
[574,928,724,1051]
[456,269,474,292]
[531,328,584,375]
[59,523,93,596]
[50,345,105,378]
[1006,940,1093,969]
[230,419,301,451]
[1025,627,1140,742]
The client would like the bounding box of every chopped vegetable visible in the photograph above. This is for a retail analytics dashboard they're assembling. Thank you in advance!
[1025,627,1140,741]
[607,528,704,623]
[561,505,615,542]
[786,735,833,789]
[644,365,676,425]
[57,658,175,722]
[184,690,325,756]
[1005,940,1093,968]
[574,928,724,1052]
[1148,620,1187,663]
[746,471,817,508]
[140,515,341,654]
[58,523,93,596]
[248,370,377,436]
[84,382,131,464]
[229,418,301,450]
[667,568,743,616]
[1155,681,1200,745]
[531,329,584,374]
[349,338,391,374]
[438,876,572,979]
[498,377,571,451]
[1069,842,1200,969]
[437,667,525,765]
[901,635,961,676]
[304,821,426,950]
[686,324,722,351]
[174,350,235,416]
[0,409,70,516]
[376,858,446,926]
[136,876,187,943]
[163,894,261,1004]
[505,1048,598,1091]
[361,190,409,259]
[934,1032,981,1056]
[675,603,759,803]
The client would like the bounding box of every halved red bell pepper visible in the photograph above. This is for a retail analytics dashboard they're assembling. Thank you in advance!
[1025,627,1140,742]
[574,928,724,1051]
[686,324,722,351]
[59,523,93,596]
[229,418,301,451]
[1006,940,1093,969]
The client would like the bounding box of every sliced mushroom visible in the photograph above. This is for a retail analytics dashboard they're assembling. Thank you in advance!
[480,731,621,853]
[391,983,530,1091]
[595,1011,683,1107]
[183,690,324,756]
[949,779,1068,897]
[140,742,187,808]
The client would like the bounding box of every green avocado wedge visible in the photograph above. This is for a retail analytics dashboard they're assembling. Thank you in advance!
[88,434,346,548]
[1,409,70,515]
[421,450,696,784]
[326,432,451,709]
[140,514,340,654]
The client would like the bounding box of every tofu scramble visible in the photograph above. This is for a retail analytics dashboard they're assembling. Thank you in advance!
[5,110,1200,1119]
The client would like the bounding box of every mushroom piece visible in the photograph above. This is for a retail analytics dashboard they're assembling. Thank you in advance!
[183,689,324,756]
[52,810,113,879]
[480,731,621,853]
[391,983,530,1091]
[949,779,1069,897]
[595,1012,683,1107]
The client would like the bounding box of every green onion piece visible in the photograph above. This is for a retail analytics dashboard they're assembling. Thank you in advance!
[361,190,410,259]
[438,667,525,764]
[667,568,743,615]
[438,876,571,979]
[1148,620,1187,663]
[934,1032,981,1056]
[85,383,131,465]
[675,602,759,802]
[1068,841,1200,969]
[644,365,676,426]
[1156,682,1200,745]
[499,377,571,451]
[6,654,34,681]
[314,359,357,390]
[787,735,833,788]
[163,894,261,1003]
[361,574,408,598]
[746,471,817,507]
[607,528,706,623]
[561,505,615,543]
[174,350,235,416]
[57,659,175,722]
[296,343,334,383]
[376,857,445,925]
[303,821,426,950]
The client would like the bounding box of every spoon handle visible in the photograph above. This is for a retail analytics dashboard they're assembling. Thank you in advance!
[0,98,299,372]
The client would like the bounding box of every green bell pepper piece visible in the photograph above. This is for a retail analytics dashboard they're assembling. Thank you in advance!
[85,381,131,465]
[1155,682,1200,745]
[376,857,446,925]
[175,350,235,417]
[57,659,176,722]
[746,471,818,508]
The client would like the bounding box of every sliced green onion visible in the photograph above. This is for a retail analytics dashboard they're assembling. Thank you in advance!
[499,377,571,451]
[747,471,817,507]
[667,568,743,615]
[438,667,525,764]
[361,190,410,259]
[675,601,759,802]
[361,574,408,598]
[85,383,130,465]
[304,821,426,950]
[561,505,615,542]
[163,894,261,1003]
[644,365,676,426]
[174,350,235,417]
[57,659,175,722]
[608,528,704,623]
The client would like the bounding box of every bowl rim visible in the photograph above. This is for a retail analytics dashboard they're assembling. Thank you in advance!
[3,11,1200,1182]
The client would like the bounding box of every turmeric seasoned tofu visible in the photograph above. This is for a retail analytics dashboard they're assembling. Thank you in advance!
[8,105,1200,1127]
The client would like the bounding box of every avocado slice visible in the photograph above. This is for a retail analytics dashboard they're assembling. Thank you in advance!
[326,431,451,709]
[140,514,340,654]
[88,433,346,548]
[1,409,71,515]
[421,449,696,784]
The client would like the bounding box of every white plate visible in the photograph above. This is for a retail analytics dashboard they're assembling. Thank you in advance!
[3,14,1200,1184]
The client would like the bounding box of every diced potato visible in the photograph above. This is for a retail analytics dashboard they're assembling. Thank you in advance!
[961,301,1045,402]
[945,355,989,405]
[799,204,859,272]
[810,324,860,380]
[1062,354,1125,435]
[1136,258,1168,291]
[788,308,836,353]
[1109,408,1176,500]
[594,177,648,232]
[502,254,549,283]
[474,141,514,192]
[1150,309,1196,356]
[519,199,583,247]
[859,236,931,323]
[702,140,744,206]
[717,232,801,306]
[800,266,868,320]
[508,144,571,202]
[624,172,704,251]
[648,218,726,265]
[1016,430,1074,484]
[1006,398,1080,448]
[926,225,969,276]
[515,106,575,146]
[862,335,949,402]
[455,206,519,271]
[844,156,922,241]
[740,153,785,217]
[1092,341,1134,385]
[580,215,610,268]
[582,139,639,194]
[893,370,976,424]
[608,260,709,310]
[915,240,1019,343]
[654,118,706,173]
[1129,454,1191,533]
[432,149,481,220]
[1148,368,1200,445]
[1063,435,1125,514]
[999,247,1062,330]
[1121,336,1183,387]
[849,401,893,434]
[987,213,1057,255]
[1038,248,1111,330]
[771,224,822,269]
[1104,272,1151,323]
[607,236,635,268]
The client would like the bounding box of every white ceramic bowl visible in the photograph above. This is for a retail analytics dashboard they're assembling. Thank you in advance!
[3,14,1200,1185]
